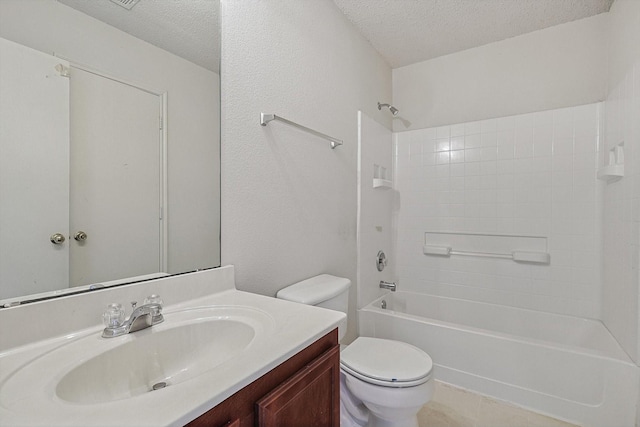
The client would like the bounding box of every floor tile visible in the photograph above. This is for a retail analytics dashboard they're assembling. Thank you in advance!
[418,381,580,427]
[526,412,580,427]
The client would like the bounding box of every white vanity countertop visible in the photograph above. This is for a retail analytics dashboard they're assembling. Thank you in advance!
[0,287,344,426]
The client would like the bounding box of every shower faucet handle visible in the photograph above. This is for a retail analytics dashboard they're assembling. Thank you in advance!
[376,251,387,271]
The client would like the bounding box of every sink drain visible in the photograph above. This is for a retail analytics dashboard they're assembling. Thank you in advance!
[151,381,168,391]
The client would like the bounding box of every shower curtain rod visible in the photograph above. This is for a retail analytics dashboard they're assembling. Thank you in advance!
[260,113,343,149]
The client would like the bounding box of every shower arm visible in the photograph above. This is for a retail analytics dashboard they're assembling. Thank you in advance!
[377,102,399,116]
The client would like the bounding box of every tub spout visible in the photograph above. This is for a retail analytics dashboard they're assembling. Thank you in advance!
[379,281,396,292]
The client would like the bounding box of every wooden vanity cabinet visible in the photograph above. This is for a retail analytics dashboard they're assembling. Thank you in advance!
[186,329,340,427]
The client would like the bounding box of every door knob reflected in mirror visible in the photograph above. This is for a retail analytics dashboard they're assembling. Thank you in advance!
[50,233,66,245]
[74,231,88,242]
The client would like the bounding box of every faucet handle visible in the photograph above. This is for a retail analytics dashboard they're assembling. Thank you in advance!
[144,294,163,306]
[143,294,164,325]
[102,303,125,328]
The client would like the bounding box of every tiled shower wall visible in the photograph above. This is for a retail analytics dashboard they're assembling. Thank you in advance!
[393,103,602,318]
[602,60,640,361]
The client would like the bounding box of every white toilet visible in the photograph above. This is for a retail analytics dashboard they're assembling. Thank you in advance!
[277,274,434,427]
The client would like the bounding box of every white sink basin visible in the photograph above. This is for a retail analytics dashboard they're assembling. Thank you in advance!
[1,305,275,408]
[57,317,255,403]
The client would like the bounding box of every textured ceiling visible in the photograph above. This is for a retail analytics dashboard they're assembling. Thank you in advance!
[57,0,614,73]
[57,0,220,73]
[332,0,614,68]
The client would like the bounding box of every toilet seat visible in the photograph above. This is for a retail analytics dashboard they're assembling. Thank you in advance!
[340,337,433,388]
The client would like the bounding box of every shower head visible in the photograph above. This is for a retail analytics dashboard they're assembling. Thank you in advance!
[378,102,399,116]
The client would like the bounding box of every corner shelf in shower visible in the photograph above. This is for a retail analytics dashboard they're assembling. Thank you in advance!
[597,142,625,182]
[597,164,624,182]
[373,178,393,189]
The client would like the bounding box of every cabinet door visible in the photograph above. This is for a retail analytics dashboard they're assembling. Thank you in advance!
[257,345,340,427]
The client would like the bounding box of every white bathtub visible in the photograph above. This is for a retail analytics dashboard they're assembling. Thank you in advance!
[358,291,638,427]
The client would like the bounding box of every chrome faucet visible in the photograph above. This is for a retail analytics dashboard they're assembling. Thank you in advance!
[379,280,397,292]
[102,295,164,338]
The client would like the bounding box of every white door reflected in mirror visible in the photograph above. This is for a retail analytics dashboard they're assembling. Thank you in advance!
[0,40,167,299]
[69,67,166,287]
[0,38,71,299]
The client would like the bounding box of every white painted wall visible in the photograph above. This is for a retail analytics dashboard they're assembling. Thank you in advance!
[392,14,608,131]
[357,112,395,309]
[601,0,640,363]
[0,0,220,276]
[220,0,391,343]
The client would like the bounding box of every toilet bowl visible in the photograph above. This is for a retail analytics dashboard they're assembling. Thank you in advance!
[276,275,434,427]
[340,337,433,427]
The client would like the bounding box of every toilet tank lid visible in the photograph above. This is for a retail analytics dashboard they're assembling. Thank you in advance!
[276,274,351,305]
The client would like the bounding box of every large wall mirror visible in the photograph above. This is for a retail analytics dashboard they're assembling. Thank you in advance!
[0,0,221,305]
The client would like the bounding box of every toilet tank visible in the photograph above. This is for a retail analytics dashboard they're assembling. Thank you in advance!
[276,274,350,341]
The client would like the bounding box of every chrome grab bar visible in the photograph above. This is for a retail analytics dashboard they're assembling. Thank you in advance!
[260,113,343,149]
